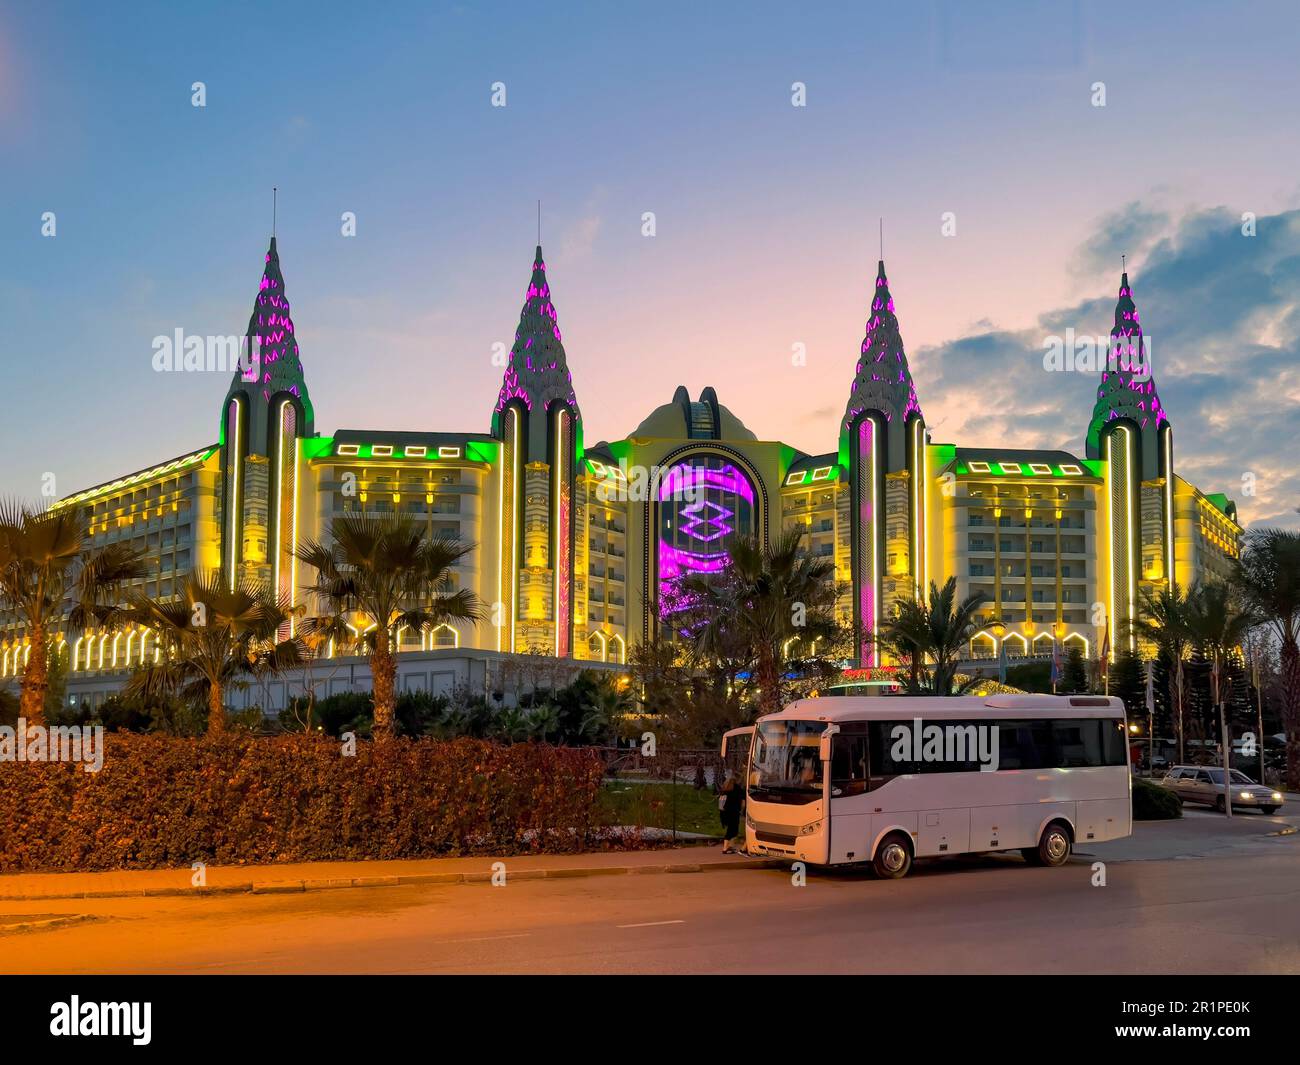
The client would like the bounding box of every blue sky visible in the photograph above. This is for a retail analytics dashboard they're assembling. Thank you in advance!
[1,0,1297,526]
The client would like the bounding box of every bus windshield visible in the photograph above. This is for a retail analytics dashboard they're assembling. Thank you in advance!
[750,720,825,803]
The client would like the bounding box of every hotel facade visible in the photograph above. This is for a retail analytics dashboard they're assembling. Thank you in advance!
[1,237,1243,709]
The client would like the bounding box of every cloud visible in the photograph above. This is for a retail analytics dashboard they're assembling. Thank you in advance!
[914,205,1300,529]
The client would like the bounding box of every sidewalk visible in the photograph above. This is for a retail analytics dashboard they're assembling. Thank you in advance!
[0,845,781,902]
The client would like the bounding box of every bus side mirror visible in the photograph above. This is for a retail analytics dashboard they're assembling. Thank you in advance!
[819,724,838,761]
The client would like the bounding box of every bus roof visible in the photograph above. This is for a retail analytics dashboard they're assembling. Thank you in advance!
[763,694,1126,723]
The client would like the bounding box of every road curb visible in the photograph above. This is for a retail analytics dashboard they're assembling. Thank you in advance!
[0,856,780,902]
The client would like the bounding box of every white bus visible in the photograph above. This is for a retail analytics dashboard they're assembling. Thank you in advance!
[730,694,1131,878]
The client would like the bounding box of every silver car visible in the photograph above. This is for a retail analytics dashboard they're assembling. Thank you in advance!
[1160,765,1284,814]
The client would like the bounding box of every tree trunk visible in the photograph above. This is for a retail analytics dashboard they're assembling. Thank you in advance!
[207,680,225,735]
[372,639,396,740]
[1282,637,1300,792]
[756,645,782,717]
[19,622,47,727]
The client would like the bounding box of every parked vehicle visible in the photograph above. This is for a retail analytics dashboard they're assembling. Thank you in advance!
[726,694,1132,879]
[1159,765,1283,814]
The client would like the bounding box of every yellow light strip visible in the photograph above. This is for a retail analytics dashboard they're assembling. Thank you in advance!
[227,399,242,590]
[554,412,563,657]
[509,408,519,652]
[496,415,506,653]
[1163,429,1175,591]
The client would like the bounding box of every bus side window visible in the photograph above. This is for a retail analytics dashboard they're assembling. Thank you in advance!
[1102,718,1128,766]
[997,719,1054,770]
[868,720,917,783]
[831,732,869,796]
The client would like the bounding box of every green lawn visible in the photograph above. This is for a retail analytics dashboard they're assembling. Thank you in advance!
[595,780,724,837]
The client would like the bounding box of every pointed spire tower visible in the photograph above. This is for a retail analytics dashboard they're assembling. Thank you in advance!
[491,245,582,658]
[840,259,924,463]
[219,236,314,595]
[492,245,581,458]
[839,259,929,668]
[1086,270,1178,651]
[1085,270,1168,479]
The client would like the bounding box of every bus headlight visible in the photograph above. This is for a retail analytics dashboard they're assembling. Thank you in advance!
[799,819,822,836]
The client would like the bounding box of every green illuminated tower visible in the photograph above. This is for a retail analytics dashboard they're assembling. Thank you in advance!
[840,260,928,667]
[1086,270,1175,654]
[218,237,314,597]
[491,246,582,656]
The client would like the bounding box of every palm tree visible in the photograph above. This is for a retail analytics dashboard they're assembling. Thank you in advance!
[1183,580,1259,766]
[1134,584,1194,762]
[878,577,988,695]
[296,514,484,740]
[124,571,302,734]
[1236,529,1300,788]
[0,502,145,726]
[672,528,837,716]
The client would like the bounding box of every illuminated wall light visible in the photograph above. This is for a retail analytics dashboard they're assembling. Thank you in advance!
[785,470,808,486]
[609,633,625,664]
[404,445,427,458]
[1028,463,1052,476]
[996,462,1022,475]
[225,396,243,590]
[1163,429,1176,591]
[431,623,460,649]
[967,461,991,473]
[97,633,108,669]
[438,446,461,458]
[336,444,360,456]
[810,466,832,482]
[372,445,393,457]
[1059,464,1083,476]
[72,636,84,672]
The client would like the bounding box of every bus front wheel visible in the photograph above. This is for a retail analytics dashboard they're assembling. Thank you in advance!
[1023,821,1072,867]
[872,833,912,880]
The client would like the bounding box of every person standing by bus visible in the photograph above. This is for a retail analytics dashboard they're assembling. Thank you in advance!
[719,773,745,853]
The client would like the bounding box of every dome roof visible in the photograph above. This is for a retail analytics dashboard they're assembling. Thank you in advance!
[631,386,757,441]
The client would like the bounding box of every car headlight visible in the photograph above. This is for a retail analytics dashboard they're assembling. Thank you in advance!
[1273,792,1284,801]
[1239,792,1254,801]
[799,819,822,836]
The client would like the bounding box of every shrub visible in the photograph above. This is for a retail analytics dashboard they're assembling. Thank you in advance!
[0,734,605,872]
[1132,776,1182,820]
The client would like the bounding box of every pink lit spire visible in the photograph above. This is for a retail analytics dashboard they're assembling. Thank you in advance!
[492,245,581,436]
[1085,269,1170,465]
[840,259,924,470]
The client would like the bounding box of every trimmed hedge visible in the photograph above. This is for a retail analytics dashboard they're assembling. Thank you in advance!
[1132,776,1183,820]
[0,734,604,873]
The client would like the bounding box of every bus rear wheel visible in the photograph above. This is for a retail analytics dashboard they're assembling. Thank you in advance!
[872,833,912,880]
[1023,821,1072,867]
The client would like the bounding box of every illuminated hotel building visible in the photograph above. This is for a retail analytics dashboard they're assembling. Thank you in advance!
[0,238,1242,705]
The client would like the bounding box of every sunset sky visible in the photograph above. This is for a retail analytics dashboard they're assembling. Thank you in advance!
[2,0,1297,526]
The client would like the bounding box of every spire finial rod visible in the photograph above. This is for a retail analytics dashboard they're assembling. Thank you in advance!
[879,217,883,260]
[1122,252,1126,272]
[273,187,277,237]
[537,199,541,246]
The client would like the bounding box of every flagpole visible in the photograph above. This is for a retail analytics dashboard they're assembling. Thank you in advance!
[1252,655,1265,785]
[1214,657,1231,818]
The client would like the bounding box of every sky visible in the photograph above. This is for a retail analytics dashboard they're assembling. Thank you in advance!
[1,0,1298,527]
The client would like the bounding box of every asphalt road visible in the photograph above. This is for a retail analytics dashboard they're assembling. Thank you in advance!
[2,825,1297,974]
